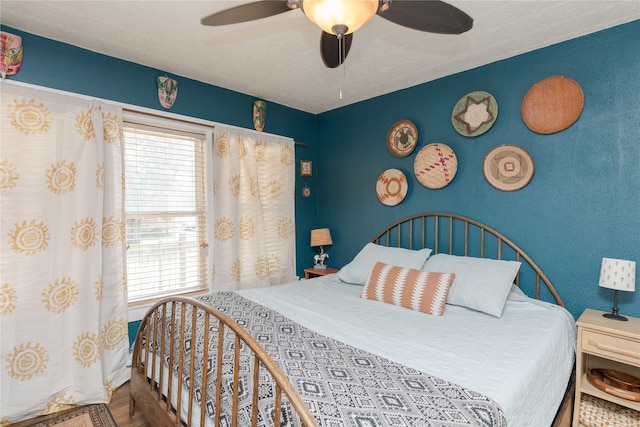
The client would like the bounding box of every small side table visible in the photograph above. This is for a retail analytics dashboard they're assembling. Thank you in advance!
[304,267,339,280]
[572,308,640,427]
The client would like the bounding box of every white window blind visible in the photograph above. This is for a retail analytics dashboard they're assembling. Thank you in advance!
[124,120,208,303]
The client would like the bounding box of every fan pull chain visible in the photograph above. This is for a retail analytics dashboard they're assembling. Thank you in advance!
[339,34,345,100]
[331,24,349,101]
[339,34,343,100]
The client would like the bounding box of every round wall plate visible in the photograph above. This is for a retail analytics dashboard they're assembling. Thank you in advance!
[483,144,534,191]
[521,75,584,134]
[452,91,498,137]
[376,168,408,206]
[413,143,458,189]
[301,186,311,198]
[386,119,418,157]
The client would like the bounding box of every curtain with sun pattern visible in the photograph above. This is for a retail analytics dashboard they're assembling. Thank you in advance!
[0,83,129,424]
[211,125,296,291]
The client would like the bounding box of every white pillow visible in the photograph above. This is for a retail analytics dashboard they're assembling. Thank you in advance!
[336,243,432,285]
[421,253,521,317]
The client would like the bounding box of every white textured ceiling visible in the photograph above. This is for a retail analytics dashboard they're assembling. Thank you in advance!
[1,1,638,114]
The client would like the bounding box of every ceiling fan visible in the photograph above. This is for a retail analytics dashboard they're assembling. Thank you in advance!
[201,0,473,68]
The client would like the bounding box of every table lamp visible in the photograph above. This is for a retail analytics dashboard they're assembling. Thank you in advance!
[599,257,636,321]
[310,228,332,269]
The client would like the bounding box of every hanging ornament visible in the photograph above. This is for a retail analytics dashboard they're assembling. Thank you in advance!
[1,31,23,80]
[253,100,267,132]
[157,76,178,109]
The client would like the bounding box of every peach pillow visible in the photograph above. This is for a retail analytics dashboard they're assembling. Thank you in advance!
[361,262,455,315]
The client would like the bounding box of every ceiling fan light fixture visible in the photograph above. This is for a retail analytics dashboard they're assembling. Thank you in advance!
[302,0,379,35]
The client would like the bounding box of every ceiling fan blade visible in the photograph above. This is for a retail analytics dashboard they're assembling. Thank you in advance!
[201,1,293,26]
[320,32,353,68]
[377,0,473,34]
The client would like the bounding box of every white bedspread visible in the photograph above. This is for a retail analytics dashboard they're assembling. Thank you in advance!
[238,274,576,427]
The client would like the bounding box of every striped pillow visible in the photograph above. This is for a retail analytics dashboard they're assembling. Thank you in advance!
[361,262,455,315]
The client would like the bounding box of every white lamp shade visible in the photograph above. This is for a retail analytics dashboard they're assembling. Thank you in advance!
[599,258,636,292]
[302,0,378,35]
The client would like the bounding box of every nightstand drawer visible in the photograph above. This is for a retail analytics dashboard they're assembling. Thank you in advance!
[582,330,640,366]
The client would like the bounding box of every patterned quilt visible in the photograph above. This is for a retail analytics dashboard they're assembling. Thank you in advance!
[154,292,507,427]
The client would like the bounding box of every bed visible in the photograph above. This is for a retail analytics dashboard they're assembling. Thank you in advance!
[130,212,576,426]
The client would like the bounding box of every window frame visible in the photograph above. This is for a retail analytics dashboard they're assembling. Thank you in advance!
[123,111,214,315]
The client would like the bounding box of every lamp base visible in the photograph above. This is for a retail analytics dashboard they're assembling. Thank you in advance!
[603,312,629,321]
[603,289,629,321]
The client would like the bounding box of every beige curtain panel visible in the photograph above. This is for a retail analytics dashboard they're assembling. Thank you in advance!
[0,83,129,424]
[211,125,296,291]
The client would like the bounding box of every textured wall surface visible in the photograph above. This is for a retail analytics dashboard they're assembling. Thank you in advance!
[315,21,639,319]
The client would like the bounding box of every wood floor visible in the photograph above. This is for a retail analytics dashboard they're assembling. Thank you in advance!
[108,381,152,427]
[10,382,151,427]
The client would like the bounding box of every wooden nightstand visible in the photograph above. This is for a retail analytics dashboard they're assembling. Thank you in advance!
[304,267,339,279]
[572,309,640,427]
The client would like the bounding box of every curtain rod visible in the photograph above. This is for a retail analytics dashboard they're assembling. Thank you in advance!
[4,80,307,145]
[124,107,214,129]
[123,107,307,146]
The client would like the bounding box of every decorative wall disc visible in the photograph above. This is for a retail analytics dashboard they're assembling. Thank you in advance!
[386,119,418,157]
[301,186,311,198]
[452,91,498,137]
[413,143,458,189]
[521,75,584,134]
[376,169,408,206]
[483,144,534,192]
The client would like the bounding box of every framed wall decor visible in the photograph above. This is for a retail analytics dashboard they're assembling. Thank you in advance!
[300,160,312,177]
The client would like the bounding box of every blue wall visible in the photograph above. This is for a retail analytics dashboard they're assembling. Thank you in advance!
[315,21,640,319]
[2,21,638,321]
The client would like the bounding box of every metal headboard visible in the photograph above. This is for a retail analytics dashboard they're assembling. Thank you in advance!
[371,212,564,307]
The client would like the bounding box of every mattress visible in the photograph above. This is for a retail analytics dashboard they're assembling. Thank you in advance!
[238,274,576,427]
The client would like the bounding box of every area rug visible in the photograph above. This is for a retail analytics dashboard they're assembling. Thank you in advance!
[24,404,116,427]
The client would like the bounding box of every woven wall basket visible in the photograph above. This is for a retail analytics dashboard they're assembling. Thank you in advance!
[387,119,418,157]
[452,91,498,137]
[376,168,408,206]
[413,143,458,189]
[521,75,584,134]
[483,144,534,192]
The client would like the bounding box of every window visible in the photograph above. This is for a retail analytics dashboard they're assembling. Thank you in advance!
[124,116,210,303]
